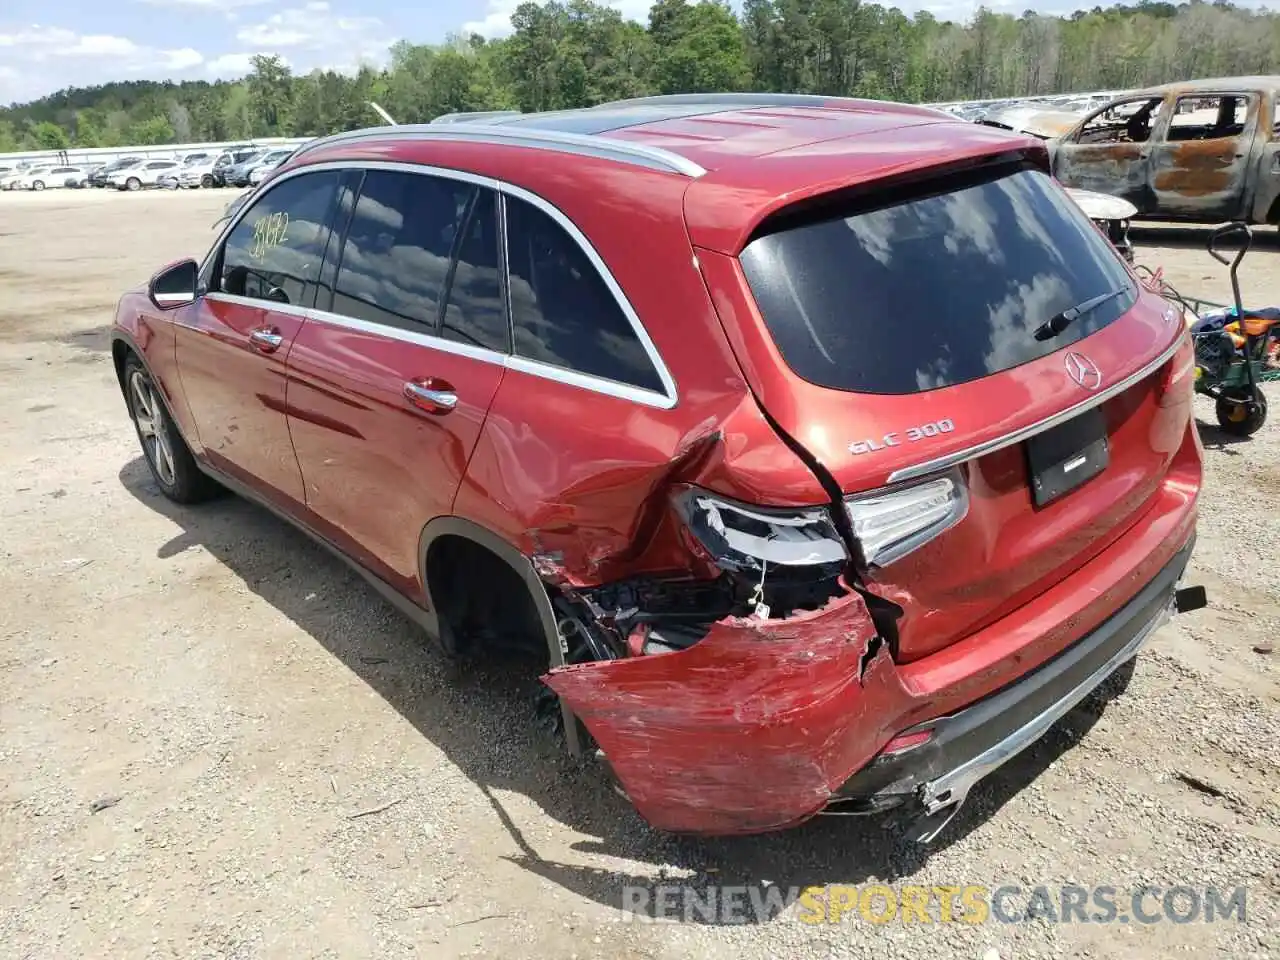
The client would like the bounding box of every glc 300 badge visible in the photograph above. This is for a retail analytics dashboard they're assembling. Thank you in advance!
[849,418,956,456]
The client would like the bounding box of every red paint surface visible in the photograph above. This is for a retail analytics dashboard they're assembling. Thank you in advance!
[112,105,1205,836]
[546,426,1199,835]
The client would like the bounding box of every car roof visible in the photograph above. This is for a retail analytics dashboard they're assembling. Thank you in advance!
[284,94,1043,253]
[1132,75,1280,97]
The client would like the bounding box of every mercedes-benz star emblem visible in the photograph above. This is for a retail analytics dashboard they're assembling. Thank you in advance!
[1064,351,1102,390]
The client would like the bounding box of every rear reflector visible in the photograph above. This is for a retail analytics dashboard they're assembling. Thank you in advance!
[881,729,934,755]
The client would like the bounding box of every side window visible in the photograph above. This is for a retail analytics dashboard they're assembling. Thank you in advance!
[331,170,474,334]
[219,170,341,307]
[505,195,664,394]
[1166,94,1249,142]
[440,189,506,353]
[1074,96,1164,145]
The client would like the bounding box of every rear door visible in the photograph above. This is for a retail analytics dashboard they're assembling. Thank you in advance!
[285,165,508,596]
[713,162,1190,662]
[176,168,344,513]
[1148,91,1256,222]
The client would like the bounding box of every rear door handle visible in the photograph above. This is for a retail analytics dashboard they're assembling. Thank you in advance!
[404,378,458,413]
[249,327,284,353]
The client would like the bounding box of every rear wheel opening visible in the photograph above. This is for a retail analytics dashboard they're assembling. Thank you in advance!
[1215,387,1268,436]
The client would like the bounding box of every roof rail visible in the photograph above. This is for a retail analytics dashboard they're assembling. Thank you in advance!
[592,92,952,117]
[429,110,523,125]
[287,121,707,178]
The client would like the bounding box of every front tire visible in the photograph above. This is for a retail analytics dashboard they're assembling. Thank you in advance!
[1215,387,1268,437]
[32,180,44,191]
[125,177,142,192]
[201,174,214,188]
[124,357,221,504]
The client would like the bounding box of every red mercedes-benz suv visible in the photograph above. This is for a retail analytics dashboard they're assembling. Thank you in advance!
[112,93,1206,842]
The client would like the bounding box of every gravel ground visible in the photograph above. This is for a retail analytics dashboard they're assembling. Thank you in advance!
[0,189,1277,959]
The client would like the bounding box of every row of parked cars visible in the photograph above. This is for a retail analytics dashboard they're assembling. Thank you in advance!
[0,144,303,193]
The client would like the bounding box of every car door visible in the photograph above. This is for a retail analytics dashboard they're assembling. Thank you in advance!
[1147,91,1256,222]
[1053,95,1166,211]
[174,167,344,514]
[285,165,507,596]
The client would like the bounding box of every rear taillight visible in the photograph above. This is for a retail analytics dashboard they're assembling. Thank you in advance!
[844,469,969,568]
[1158,333,1196,406]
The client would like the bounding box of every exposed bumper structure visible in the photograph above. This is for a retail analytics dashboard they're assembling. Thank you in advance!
[544,448,1201,837]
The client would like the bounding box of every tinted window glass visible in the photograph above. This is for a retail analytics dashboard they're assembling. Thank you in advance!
[440,190,506,353]
[506,196,663,394]
[332,170,475,333]
[739,167,1136,395]
[220,170,340,307]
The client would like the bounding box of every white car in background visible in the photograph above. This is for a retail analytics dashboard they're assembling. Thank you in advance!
[3,166,52,190]
[247,148,295,185]
[11,165,89,190]
[108,159,181,191]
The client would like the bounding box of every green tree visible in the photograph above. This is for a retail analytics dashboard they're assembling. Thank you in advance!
[30,121,70,150]
[127,115,176,145]
[247,54,295,135]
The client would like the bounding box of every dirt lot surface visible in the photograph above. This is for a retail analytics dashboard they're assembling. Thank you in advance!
[1,189,1277,959]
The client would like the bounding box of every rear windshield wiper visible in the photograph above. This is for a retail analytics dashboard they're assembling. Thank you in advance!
[1034,287,1128,341]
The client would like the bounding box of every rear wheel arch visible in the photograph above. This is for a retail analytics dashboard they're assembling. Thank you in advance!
[418,517,563,667]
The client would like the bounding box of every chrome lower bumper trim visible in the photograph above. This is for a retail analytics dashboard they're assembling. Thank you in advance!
[919,594,1176,818]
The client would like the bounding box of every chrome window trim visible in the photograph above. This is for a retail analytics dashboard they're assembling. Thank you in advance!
[887,331,1185,485]
[306,306,511,368]
[290,125,707,178]
[196,158,679,410]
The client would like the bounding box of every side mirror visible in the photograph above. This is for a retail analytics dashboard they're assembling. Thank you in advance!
[148,258,199,310]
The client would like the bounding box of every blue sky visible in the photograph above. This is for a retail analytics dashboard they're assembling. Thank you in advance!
[2,0,1276,106]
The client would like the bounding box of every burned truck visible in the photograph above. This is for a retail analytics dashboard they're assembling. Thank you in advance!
[980,76,1280,226]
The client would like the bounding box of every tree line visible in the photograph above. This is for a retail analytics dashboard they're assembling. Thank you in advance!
[3,0,1279,153]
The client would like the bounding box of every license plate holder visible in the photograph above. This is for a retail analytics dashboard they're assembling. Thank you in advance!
[1025,407,1109,507]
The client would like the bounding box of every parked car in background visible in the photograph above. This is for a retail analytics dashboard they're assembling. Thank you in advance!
[247,148,296,185]
[108,159,181,191]
[220,150,269,188]
[983,76,1280,225]
[112,93,1205,842]
[64,164,104,188]
[212,149,262,187]
[89,157,143,188]
[7,165,87,190]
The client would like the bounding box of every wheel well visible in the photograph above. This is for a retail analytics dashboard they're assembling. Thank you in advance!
[424,533,548,665]
[1265,195,1280,225]
[111,339,135,395]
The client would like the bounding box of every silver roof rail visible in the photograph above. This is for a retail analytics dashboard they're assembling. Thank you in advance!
[287,122,707,178]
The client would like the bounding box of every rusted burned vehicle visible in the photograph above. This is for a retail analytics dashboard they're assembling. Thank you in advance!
[986,77,1280,225]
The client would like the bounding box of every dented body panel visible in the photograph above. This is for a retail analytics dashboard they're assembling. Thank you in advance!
[1046,76,1280,224]
[546,429,1199,834]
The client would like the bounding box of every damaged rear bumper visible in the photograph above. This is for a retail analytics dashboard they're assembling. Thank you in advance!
[830,536,1196,841]
[543,473,1200,838]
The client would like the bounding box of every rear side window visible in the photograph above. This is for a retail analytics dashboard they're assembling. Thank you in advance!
[220,170,341,307]
[440,189,506,353]
[331,170,475,334]
[506,195,663,394]
[739,167,1136,395]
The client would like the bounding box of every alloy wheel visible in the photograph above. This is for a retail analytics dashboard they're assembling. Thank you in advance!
[129,370,177,487]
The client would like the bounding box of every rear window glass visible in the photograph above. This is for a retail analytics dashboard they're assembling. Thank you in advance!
[739,167,1135,395]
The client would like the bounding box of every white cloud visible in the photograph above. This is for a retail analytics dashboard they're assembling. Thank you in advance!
[462,0,652,37]
[223,2,395,74]
[135,0,272,8]
[0,25,205,102]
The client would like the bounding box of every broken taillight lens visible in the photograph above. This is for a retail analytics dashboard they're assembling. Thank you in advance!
[673,488,848,576]
[843,469,969,568]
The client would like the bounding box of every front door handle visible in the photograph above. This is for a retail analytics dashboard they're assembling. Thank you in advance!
[249,327,284,353]
[404,378,458,413]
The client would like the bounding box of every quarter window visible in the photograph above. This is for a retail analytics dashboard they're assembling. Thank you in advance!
[219,170,341,307]
[331,170,475,334]
[505,195,663,394]
[440,189,506,353]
